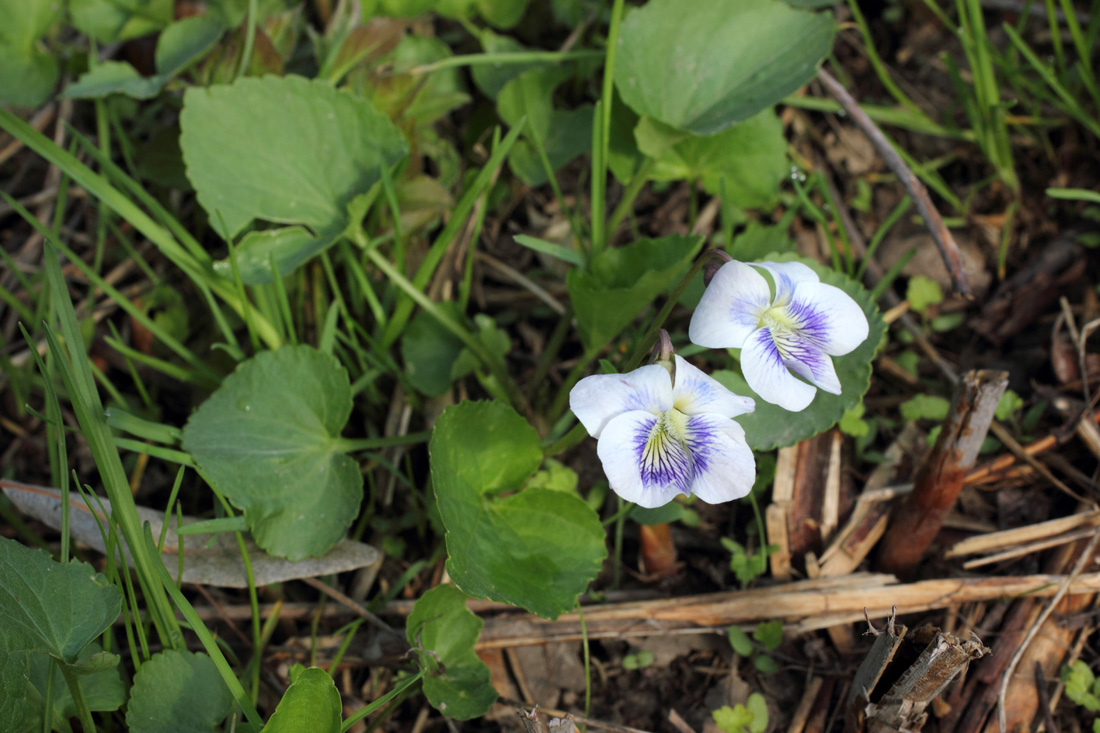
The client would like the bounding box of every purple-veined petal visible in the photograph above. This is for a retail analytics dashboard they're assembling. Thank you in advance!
[780,337,842,395]
[689,260,771,349]
[682,415,756,504]
[597,411,693,508]
[570,364,673,438]
[785,281,869,356]
[671,355,755,418]
[741,327,817,411]
[754,261,819,304]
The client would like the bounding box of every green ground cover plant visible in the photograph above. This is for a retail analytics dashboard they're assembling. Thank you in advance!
[2,0,1099,729]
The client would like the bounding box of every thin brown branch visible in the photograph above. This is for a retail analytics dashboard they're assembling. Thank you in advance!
[816,67,971,297]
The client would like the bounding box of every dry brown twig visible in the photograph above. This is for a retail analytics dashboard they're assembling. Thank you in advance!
[816,67,971,296]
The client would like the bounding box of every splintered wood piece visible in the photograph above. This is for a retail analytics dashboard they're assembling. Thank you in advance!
[878,370,1009,575]
[847,613,908,732]
[768,432,851,579]
[849,621,989,733]
[946,510,1100,558]
[818,424,920,578]
[475,572,1100,649]
[788,676,824,733]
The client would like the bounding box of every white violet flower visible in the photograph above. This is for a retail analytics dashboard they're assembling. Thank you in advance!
[689,260,869,412]
[569,354,756,508]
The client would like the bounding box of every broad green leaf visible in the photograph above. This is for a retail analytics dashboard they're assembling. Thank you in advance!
[65,15,224,99]
[181,345,362,560]
[261,666,341,733]
[402,309,466,397]
[728,223,796,263]
[567,234,703,351]
[402,310,510,397]
[70,0,173,43]
[378,0,438,16]
[0,0,59,52]
[470,29,540,99]
[615,0,835,135]
[155,15,225,75]
[126,650,233,733]
[712,255,885,450]
[180,75,406,283]
[430,401,607,618]
[0,537,122,664]
[0,48,58,106]
[28,642,125,728]
[498,66,572,143]
[476,0,531,28]
[63,61,162,100]
[0,639,35,733]
[407,585,497,719]
[637,110,788,209]
[510,105,594,186]
[631,501,690,526]
[365,35,470,127]
[0,0,63,106]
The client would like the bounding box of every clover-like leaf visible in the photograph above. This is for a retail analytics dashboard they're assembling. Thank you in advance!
[430,401,607,619]
[615,0,835,135]
[261,666,341,733]
[567,234,703,352]
[180,75,407,283]
[0,537,122,664]
[181,345,362,561]
[126,650,233,733]
[712,255,885,450]
[407,585,497,719]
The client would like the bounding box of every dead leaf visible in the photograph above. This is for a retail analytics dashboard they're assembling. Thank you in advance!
[1,480,381,588]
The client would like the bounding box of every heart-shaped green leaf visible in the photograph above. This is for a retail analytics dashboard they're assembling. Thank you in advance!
[637,110,788,210]
[408,585,498,719]
[69,0,173,43]
[180,75,407,283]
[430,401,606,619]
[567,234,703,352]
[261,666,341,733]
[0,537,122,664]
[181,345,362,561]
[63,16,224,100]
[126,650,233,733]
[28,642,125,728]
[711,256,886,450]
[0,0,63,106]
[615,0,835,135]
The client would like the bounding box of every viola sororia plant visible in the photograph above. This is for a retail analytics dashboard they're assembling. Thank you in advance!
[570,348,756,508]
[0,0,902,726]
[690,259,870,412]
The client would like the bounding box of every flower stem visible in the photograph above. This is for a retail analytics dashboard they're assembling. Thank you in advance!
[624,249,726,372]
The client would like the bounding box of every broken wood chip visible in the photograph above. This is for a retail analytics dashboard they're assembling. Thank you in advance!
[517,707,576,733]
[847,612,989,733]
